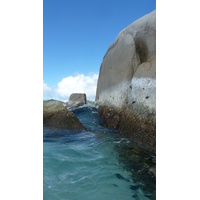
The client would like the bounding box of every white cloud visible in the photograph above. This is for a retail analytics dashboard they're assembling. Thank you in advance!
[43,73,99,101]
[43,81,53,99]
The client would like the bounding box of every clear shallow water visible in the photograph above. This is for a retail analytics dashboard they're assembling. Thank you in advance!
[43,106,156,200]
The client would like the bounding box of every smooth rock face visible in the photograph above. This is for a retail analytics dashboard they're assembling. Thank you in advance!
[96,10,156,152]
[69,93,87,108]
[43,99,85,130]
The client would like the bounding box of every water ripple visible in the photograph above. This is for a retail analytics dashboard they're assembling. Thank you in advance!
[44,106,156,200]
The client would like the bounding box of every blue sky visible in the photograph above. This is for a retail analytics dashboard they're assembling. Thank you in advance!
[43,0,156,100]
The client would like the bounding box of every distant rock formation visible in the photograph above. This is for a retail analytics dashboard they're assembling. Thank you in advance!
[43,99,85,130]
[69,93,87,108]
[96,10,156,152]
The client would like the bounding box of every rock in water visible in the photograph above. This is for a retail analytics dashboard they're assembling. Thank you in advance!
[96,10,156,152]
[43,99,67,112]
[43,99,85,130]
[69,93,87,108]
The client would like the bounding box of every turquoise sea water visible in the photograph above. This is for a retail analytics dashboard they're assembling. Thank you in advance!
[43,106,156,200]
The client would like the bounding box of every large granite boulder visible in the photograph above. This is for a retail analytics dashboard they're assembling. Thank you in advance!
[96,10,156,152]
[68,93,87,108]
[43,99,85,130]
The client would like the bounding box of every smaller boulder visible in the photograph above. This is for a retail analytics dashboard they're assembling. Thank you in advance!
[43,110,86,130]
[43,99,67,112]
[43,99,85,130]
[68,93,87,108]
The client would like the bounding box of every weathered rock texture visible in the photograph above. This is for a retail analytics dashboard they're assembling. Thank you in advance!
[96,10,156,152]
[68,93,87,108]
[43,99,85,130]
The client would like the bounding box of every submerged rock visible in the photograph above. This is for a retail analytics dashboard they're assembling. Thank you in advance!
[43,99,85,130]
[96,10,156,152]
[68,93,87,108]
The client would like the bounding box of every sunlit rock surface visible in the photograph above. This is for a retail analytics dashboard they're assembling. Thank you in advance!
[96,10,156,152]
